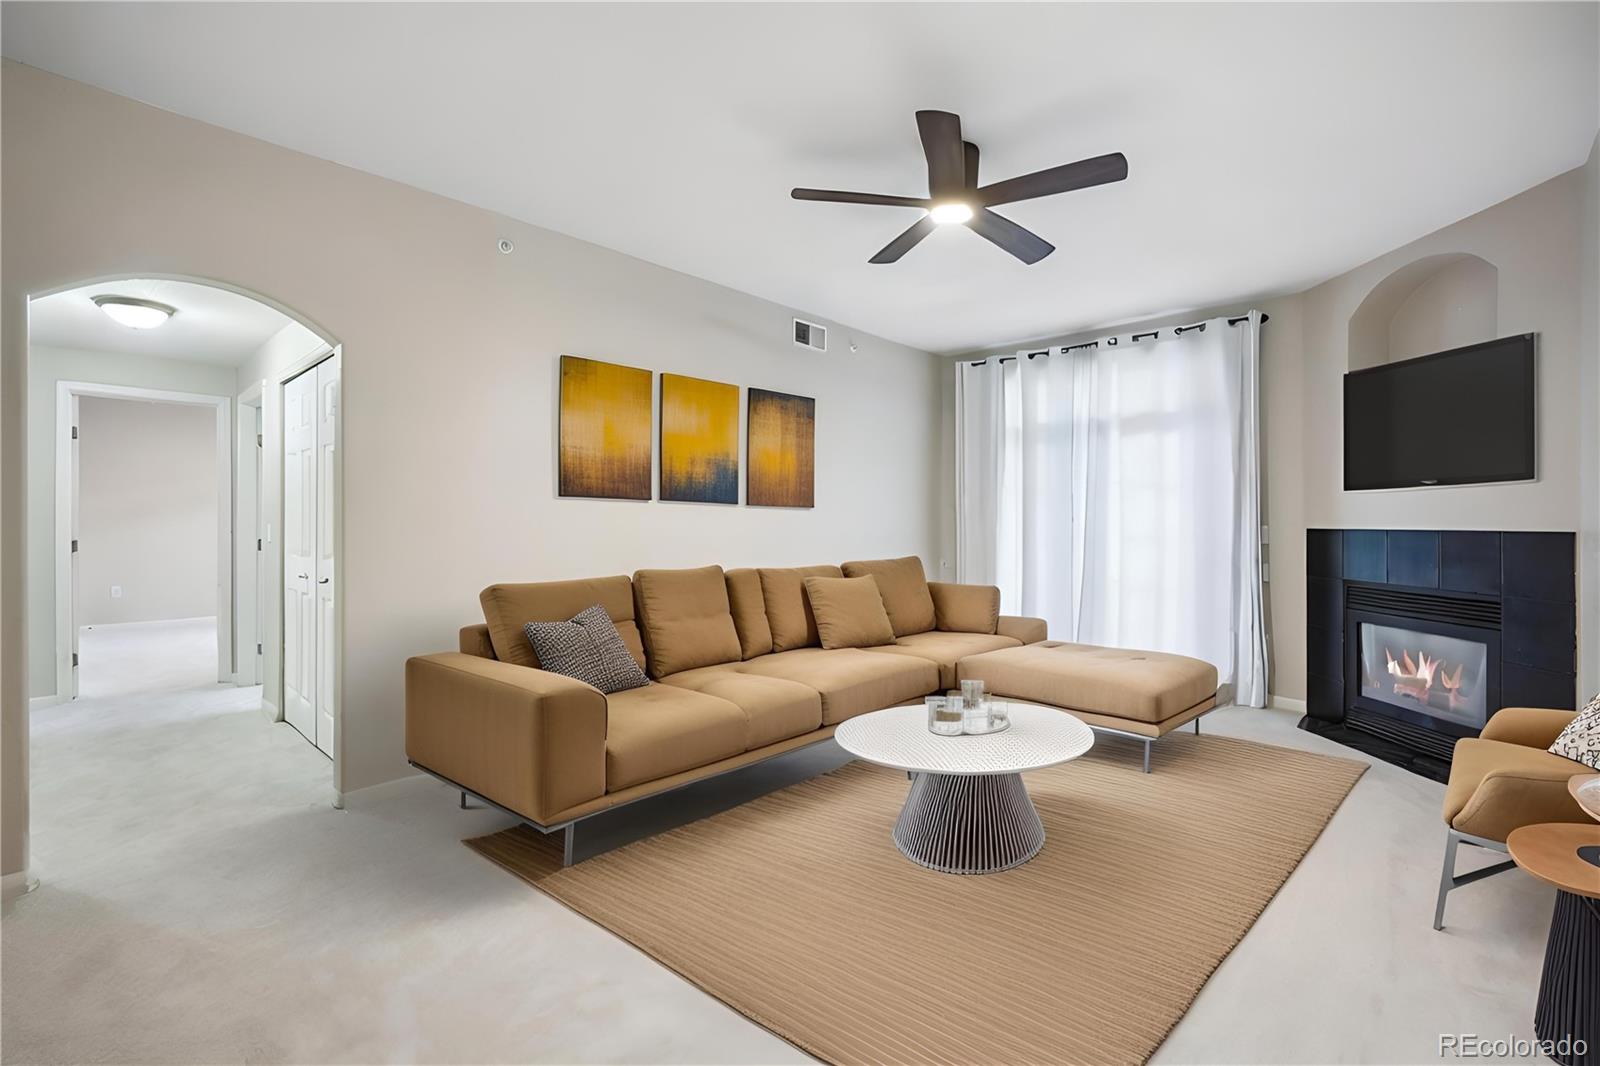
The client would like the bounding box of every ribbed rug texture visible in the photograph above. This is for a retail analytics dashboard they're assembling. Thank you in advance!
[466,732,1366,1065]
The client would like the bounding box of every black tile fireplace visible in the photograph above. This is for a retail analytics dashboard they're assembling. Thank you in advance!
[1303,530,1576,781]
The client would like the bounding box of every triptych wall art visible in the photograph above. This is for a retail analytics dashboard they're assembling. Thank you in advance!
[557,354,814,508]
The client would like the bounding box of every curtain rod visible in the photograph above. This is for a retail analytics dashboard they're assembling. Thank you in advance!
[970,312,1269,365]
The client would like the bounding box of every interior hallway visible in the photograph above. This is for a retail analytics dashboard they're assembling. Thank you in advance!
[76,616,220,699]
[2,685,1555,1064]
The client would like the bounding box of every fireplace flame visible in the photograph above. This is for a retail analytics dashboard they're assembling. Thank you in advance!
[1384,645,1468,707]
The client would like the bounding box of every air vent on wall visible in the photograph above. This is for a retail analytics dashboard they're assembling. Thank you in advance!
[793,318,827,352]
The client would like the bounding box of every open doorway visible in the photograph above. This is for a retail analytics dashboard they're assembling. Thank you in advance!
[26,277,339,763]
[65,388,230,699]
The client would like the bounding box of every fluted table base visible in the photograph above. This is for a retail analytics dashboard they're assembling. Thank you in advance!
[892,772,1045,875]
[1534,889,1599,1066]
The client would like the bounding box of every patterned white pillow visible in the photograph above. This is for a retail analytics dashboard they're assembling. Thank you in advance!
[524,605,649,694]
[1549,692,1600,770]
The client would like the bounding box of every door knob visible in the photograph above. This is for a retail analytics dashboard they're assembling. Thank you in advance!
[319,578,330,584]
[297,573,309,579]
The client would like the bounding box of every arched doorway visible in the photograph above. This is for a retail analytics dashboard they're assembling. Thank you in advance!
[18,274,343,891]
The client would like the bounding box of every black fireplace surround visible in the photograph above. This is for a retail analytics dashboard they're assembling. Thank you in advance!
[1302,529,1577,781]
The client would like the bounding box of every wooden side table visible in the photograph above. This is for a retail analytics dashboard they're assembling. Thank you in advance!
[1507,821,1600,1066]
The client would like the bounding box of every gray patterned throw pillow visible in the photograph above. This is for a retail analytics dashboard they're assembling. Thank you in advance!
[1549,692,1600,771]
[524,605,649,694]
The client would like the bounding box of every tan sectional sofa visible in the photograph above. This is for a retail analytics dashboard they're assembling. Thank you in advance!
[406,557,1046,861]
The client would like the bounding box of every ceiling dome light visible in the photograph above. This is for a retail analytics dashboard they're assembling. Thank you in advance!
[929,202,974,225]
[92,295,176,330]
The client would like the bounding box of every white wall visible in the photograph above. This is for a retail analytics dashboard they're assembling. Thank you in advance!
[76,396,217,626]
[0,59,946,856]
[24,345,237,697]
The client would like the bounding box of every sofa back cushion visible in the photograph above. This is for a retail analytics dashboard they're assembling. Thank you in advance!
[927,581,1001,635]
[480,576,644,670]
[633,565,743,677]
[725,568,773,659]
[841,556,936,636]
[805,575,896,650]
[758,565,843,652]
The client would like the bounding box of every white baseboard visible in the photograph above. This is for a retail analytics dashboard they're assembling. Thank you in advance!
[2,870,38,902]
[1270,694,1307,713]
[28,695,63,709]
[337,771,428,809]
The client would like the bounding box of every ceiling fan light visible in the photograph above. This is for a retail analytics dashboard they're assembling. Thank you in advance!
[929,202,974,224]
[92,295,176,330]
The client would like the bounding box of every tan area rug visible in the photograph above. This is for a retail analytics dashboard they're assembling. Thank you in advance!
[466,732,1366,1065]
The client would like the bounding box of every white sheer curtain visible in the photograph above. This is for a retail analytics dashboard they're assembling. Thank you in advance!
[956,313,1268,706]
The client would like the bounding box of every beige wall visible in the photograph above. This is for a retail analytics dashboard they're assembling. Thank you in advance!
[25,346,236,697]
[1,61,945,879]
[76,397,217,627]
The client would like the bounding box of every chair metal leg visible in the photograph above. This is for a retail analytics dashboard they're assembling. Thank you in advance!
[1433,828,1517,930]
[1433,829,1461,930]
[1142,740,1152,774]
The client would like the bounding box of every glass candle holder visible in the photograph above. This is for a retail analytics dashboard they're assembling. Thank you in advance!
[960,679,985,710]
[926,695,962,736]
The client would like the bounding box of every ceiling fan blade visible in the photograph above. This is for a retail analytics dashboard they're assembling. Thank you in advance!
[977,152,1129,207]
[963,141,980,189]
[869,216,938,264]
[916,110,965,199]
[792,188,930,208]
[966,209,1054,264]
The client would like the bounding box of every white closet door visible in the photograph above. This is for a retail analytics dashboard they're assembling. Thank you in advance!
[314,355,339,757]
[282,367,318,744]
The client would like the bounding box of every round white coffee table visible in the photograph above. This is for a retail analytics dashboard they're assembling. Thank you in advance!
[834,701,1094,874]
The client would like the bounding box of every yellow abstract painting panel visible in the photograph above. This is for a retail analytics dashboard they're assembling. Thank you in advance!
[559,355,652,500]
[747,388,815,508]
[660,374,739,504]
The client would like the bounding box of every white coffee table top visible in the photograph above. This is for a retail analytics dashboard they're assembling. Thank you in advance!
[834,701,1095,777]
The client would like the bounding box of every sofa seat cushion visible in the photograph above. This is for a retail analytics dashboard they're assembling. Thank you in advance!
[1443,737,1590,841]
[633,565,743,678]
[604,683,748,791]
[866,631,1022,689]
[660,666,823,749]
[738,648,938,725]
[841,556,936,636]
[957,641,1217,724]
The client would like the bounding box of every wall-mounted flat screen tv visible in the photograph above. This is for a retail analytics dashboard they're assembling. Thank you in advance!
[1343,334,1535,491]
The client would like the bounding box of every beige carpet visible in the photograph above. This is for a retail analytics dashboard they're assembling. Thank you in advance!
[467,732,1366,1065]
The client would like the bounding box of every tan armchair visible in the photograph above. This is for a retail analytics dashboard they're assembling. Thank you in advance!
[1433,706,1589,930]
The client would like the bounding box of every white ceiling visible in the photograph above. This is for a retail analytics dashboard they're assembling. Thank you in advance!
[30,279,293,364]
[4,3,1597,355]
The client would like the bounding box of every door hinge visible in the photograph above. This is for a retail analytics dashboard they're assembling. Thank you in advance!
[72,652,79,667]
[71,425,79,440]
[257,643,263,655]
[257,538,262,551]
[71,539,79,553]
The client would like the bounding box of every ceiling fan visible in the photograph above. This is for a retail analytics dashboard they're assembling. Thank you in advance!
[792,110,1127,265]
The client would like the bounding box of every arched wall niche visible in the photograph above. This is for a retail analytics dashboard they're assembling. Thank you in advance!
[1346,253,1498,370]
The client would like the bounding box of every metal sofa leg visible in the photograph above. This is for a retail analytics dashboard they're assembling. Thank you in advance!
[1142,739,1152,774]
[1433,828,1517,931]
[562,824,576,867]
[1194,717,1201,735]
